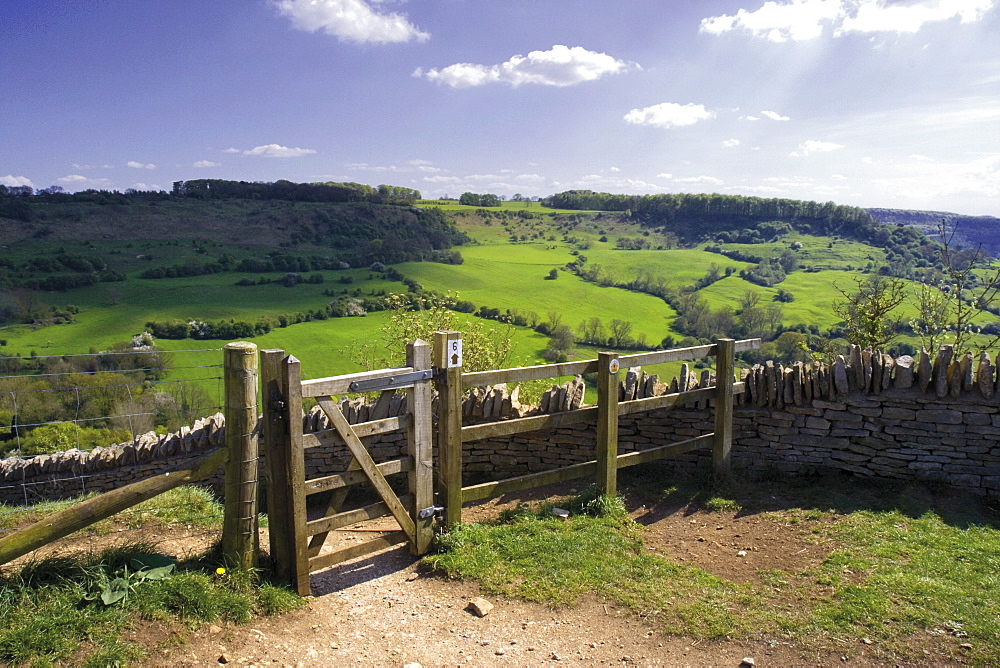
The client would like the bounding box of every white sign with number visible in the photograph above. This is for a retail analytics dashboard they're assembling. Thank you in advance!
[448,339,463,367]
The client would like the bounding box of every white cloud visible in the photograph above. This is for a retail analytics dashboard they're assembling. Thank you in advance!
[422,175,461,184]
[243,144,317,158]
[127,161,156,169]
[275,0,429,44]
[415,45,635,88]
[839,0,996,34]
[831,174,849,180]
[761,110,790,121]
[702,0,996,41]
[657,173,673,180]
[675,175,724,185]
[347,162,398,172]
[872,152,1000,200]
[57,174,110,186]
[910,154,935,162]
[723,138,742,148]
[701,0,843,42]
[71,163,113,170]
[624,102,715,129]
[791,139,845,156]
[566,175,667,192]
[222,148,241,154]
[1,175,34,188]
[741,114,761,121]
[193,160,221,168]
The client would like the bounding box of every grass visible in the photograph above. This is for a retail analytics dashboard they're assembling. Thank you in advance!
[0,485,302,666]
[424,471,1000,664]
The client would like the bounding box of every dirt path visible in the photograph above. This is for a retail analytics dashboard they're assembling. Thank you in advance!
[154,547,850,667]
[153,483,894,667]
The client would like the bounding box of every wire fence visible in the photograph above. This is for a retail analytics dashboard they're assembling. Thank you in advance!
[0,346,231,563]
[0,347,225,455]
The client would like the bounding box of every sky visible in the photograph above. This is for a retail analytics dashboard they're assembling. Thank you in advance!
[2,0,999,216]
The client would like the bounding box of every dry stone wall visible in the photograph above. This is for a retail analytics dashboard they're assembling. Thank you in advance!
[4,345,999,505]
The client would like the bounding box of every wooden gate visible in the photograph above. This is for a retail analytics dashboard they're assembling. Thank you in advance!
[261,341,435,595]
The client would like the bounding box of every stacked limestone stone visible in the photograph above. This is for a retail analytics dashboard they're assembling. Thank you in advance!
[0,414,226,505]
[741,344,998,408]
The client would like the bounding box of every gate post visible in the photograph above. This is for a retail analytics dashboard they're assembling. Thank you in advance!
[713,338,736,479]
[434,331,463,527]
[222,341,259,569]
[260,350,309,595]
[596,351,620,496]
[406,339,434,554]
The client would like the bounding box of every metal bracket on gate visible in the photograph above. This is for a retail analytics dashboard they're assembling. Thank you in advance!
[268,388,286,423]
[418,505,445,520]
[348,369,434,393]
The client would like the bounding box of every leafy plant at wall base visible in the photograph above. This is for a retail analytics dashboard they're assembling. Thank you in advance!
[85,554,177,606]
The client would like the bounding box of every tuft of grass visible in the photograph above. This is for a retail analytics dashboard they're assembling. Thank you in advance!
[0,541,302,665]
[703,497,742,512]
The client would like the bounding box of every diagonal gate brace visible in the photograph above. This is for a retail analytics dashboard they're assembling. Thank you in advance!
[316,396,416,541]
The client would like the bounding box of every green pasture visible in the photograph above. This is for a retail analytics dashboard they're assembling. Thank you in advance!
[400,244,677,345]
[717,233,886,270]
[81,269,395,320]
[581,247,753,289]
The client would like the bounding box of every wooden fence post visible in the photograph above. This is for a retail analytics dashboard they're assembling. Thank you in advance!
[221,341,259,569]
[406,339,434,554]
[434,331,463,527]
[596,351,620,496]
[713,338,736,479]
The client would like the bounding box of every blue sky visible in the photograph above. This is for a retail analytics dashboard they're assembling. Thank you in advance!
[2,0,999,215]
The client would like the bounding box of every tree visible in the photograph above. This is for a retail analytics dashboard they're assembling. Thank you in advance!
[347,294,515,373]
[545,268,558,280]
[609,319,634,348]
[578,317,607,345]
[909,282,950,352]
[774,331,810,363]
[546,324,576,361]
[917,219,1000,354]
[833,273,907,349]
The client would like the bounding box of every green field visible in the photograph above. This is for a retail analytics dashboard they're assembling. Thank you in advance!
[401,244,677,346]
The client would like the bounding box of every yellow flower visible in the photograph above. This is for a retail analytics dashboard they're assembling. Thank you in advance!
[216,567,226,575]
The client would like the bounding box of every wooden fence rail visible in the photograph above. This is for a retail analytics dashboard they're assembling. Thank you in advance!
[434,333,760,526]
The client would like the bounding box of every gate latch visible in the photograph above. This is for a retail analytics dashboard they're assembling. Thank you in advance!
[418,505,444,520]
[349,369,434,393]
